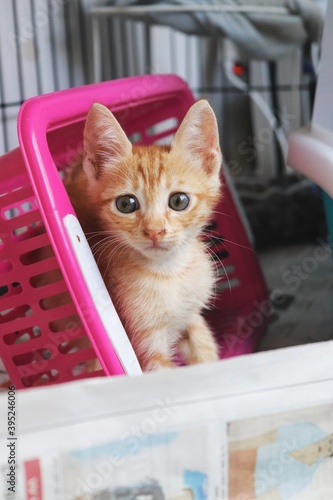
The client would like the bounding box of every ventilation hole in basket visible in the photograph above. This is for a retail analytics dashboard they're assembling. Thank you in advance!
[42,348,53,360]
[49,369,59,380]
[13,351,42,367]
[4,281,23,297]
[11,221,44,240]
[31,220,42,228]
[13,346,55,365]
[1,196,37,221]
[128,132,142,143]
[21,201,33,212]
[20,244,54,265]
[211,249,229,261]
[71,362,86,377]
[30,269,63,288]
[59,337,92,355]
[204,221,218,232]
[49,314,83,334]
[0,307,13,320]
[0,304,32,325]
[205,235,225,247]
[0,285,9,297]
[0,300,32,321]
[216,277,240,293]
[3,325,42,345]
[22,369,60,388]
[215,264,235,279]
[32,325,42,337]
[3,207,20,219]
[70,359,101,377]
[25,307,33,317]
[39,291,72,311]
[0,259,13,274]
[146,117,178,137]
[154,134,175,146]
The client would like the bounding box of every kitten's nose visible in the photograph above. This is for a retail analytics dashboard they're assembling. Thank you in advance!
[143,228,166,242]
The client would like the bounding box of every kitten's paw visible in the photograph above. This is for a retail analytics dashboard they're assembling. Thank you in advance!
[187,341,219,365]
[179,316,220,365]
[141,354,175,372]
[196,344,219,363]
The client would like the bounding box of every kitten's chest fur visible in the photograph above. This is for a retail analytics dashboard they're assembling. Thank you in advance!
[99,239,214,341]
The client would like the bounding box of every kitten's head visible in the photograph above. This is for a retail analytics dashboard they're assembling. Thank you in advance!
[82,100,222,260]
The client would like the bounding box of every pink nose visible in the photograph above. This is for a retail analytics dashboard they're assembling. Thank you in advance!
[143,228,166,242]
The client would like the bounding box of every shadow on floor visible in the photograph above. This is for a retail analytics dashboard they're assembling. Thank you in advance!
[257,242,333,351]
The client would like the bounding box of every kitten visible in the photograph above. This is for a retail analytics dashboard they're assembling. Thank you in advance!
[65,100,222,371]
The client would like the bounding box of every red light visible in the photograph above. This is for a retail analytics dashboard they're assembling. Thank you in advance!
[233,64,246,76]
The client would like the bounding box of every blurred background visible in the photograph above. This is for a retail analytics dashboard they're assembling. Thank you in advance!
[0,0,332,352]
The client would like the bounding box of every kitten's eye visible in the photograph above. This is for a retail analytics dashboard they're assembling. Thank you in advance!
[168,192,190,211]
[115,195,139,214]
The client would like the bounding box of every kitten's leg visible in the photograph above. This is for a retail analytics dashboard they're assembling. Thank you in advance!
[180,314,219,365]
[131,326,174,372]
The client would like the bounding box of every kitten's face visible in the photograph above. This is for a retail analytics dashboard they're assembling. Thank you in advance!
[83,101,222,260]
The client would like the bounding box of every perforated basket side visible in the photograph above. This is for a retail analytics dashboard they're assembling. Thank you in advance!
[0,148,104,388]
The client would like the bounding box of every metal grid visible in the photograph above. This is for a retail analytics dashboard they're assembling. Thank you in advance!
[87,5,315,177]
[0,1,315,178]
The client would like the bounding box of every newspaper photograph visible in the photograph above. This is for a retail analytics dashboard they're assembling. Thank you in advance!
[228,403,333,500]
[61,425,213,499]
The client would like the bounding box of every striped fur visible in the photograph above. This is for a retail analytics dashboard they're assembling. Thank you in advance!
[66,100,222,371]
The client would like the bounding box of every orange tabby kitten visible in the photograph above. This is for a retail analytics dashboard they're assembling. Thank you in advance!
[65,100,222,371]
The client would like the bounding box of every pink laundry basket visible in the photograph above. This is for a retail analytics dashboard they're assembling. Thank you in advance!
[0,74,268,389]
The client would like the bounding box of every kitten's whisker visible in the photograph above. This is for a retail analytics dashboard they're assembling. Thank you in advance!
[212,209,233,218]
[205,243,232,295]
[86,230,113,240]
[94,239,127,267]
[89,235,127,265]
[104,240,131,278]
[202,230,253,252]
[89,233,124,251]
[220,238,253,252]
[90,237,113,254]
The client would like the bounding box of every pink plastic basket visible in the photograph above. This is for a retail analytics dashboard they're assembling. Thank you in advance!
[0,75,268,389]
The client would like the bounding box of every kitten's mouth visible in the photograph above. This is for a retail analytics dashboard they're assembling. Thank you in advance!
[130,238,178,257]
[141,239,176,255]
[145,242,169,252]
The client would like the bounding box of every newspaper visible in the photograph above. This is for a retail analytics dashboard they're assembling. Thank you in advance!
[1,340,333,500]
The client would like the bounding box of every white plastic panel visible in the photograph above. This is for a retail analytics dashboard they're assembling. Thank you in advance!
[64,214,142,376]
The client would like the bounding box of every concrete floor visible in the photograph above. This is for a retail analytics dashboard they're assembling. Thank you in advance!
[257,242,333,351]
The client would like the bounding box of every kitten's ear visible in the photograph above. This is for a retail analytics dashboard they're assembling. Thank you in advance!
[171,100,222,176]
[83,103,132,180]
